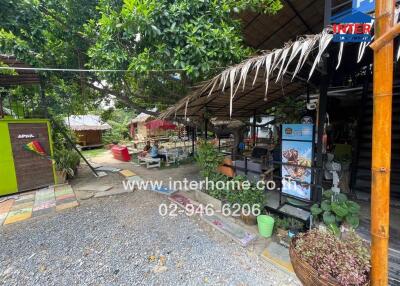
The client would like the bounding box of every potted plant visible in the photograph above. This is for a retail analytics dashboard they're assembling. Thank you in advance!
[290,229,370,286]
[273,216,290,245]
[310,190,361,235]
[287,217,305,238]
[272,216,304,246]
[54,148,81,183]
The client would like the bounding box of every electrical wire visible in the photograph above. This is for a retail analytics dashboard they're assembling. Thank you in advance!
[0,66,225,73]
[0,66,185,72]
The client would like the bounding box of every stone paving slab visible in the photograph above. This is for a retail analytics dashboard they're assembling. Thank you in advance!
[33,201,56,212]
[0,200,15,214]
[202,213,257,247]
[95,166,121,172]
[32,207,55,218]
[4,208,32,225]
[56,197,78,205]
[0,213,8,225]
[120,169,136,177]
[261,242,294,274]
[11,201,34,210]
[77,184,113,192]
[56,193,76,201]
[56,201,79,211]
[126,176,144,182]
[94,188,133,198]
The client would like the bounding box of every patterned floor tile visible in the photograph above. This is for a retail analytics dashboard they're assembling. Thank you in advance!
[55,193,76,201]
[120,169,136,177]
[0,213,8,225]
[32,207,55,217]
[0,200,15,214]
[56,197,78,205]
[4,208,32,224]
[56,201,79,211]
[33,201,56,211]
[11,201,34,211]
[55,187,74,197]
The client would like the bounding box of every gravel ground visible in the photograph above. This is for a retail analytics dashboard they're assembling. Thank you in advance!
[0,163,297,286]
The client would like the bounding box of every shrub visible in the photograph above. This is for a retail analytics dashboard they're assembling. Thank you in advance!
[54,148,81,178]
[195,140,224,178]
[311,190,361,234]
[294,229,370,286]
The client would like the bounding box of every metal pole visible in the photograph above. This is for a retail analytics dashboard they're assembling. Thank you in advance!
[324,0,332,27]
[371,1,394,284]
[252,111,257,147]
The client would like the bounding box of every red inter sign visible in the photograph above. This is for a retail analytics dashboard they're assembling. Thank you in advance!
[333,23,372,34]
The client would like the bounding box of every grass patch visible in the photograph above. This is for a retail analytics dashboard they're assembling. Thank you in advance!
[81,148,107,158]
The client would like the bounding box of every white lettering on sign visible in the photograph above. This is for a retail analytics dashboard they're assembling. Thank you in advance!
[356,0,373,7]
[353,0,374,12]
[17,134,35,139]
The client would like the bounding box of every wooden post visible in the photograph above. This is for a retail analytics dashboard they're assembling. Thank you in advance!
[315,55,329,202]
[204,119,208,140]
[0,90,5,118]
[191,126,195,156]
[371,1,394,284]
[39,77,48,118]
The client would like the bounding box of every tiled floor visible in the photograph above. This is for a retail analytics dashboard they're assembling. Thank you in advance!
[0,184,79,226]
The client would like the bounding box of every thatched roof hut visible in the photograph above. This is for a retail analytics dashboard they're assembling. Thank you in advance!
[65,115,111,131]
[65,115,111,147]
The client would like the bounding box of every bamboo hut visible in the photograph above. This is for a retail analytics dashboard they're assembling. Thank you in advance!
[65,115,111,148]
[129,112,173,141]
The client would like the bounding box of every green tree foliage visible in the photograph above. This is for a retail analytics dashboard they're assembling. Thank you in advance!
[100,108,136,144]
[0,0,282,115]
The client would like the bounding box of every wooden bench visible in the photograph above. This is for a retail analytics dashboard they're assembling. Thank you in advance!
[138,156,161,168]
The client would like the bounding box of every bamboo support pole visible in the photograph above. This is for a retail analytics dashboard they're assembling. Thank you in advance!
[371,1,394,285]
[370,23,400,51]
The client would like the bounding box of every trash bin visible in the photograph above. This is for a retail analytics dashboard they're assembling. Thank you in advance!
[257,215,275,238]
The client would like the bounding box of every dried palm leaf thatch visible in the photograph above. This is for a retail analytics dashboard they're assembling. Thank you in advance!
[336,42,344,70]
[160,28,349,120]
[308,30,333,79]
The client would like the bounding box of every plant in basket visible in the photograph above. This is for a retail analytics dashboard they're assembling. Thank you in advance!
[290,229,370,286]
[310,189,361,235]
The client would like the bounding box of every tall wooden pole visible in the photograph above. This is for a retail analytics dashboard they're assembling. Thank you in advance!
[371,1,394,285]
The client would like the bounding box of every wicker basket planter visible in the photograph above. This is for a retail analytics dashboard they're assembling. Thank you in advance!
[289,237,369,286]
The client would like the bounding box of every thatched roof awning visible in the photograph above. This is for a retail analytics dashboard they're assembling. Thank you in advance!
[0,55,40,86]
[65,115,111,131]
[160,29,335,120]
[161,3,400,122]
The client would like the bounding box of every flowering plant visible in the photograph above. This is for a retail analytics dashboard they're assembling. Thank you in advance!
[294,229,370,286]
